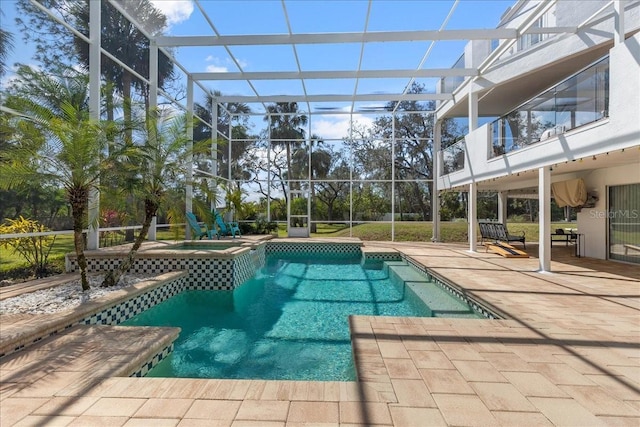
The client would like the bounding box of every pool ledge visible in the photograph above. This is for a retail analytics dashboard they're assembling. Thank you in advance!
[0,271,187,358]
[0,324,180,390]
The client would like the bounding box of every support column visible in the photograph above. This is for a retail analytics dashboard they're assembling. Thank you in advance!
[267,123,271,222]
[211,97,218,211]
[391,112,396,242]
[185,77,194,239]
[498,191,508,224]
[86,0,101,250]
[469,84,478,132]
[538,166,552,272]
[467,83,479,252]
[432,120,441,242]
[147,40,158,241]
[469,182,477,252]
[614,0,625,46]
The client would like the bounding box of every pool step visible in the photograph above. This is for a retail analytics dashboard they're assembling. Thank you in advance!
[386,263,429,283]
[386,262,478,318]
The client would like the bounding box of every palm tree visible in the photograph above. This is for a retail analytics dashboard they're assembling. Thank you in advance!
[0,67,107,291]
[194,91,254,204]
[71,0,176,240]
[101,109,206,287]
[264,102,308,204]
[16,0,174,132]
[291,135,333,232]
[74,0,174,139]
[0,9,13,78]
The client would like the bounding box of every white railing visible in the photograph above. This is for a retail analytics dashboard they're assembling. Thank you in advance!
[0,223,179,241]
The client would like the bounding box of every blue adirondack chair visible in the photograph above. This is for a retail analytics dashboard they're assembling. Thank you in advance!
[212,210,241,238]
[186,212,214,240]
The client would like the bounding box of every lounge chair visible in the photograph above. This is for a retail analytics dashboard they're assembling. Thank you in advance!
[211,210,241,238]
[186,212,214,240]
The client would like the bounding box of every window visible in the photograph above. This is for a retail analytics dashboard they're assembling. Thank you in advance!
[608,184,640,264]
[518,16,546,51]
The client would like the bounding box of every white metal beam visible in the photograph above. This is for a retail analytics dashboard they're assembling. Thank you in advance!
[351,0,373,115]
[394,0,459,114]
[86,0,101,251]
[156,28,518,47]
[191,68,477,81]
[185,77,194,240]
[217,93,452,103]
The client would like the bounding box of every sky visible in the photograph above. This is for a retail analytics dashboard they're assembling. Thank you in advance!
[1,0,512,139]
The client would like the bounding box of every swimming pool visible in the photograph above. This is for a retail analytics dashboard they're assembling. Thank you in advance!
[122,253,480,381]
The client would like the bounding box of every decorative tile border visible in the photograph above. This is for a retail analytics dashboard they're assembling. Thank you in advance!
[233,250,260,288]
[265,242,362,256]
[131,343,174,377]
[83,276,189,326]
[363,252,402,262]
[66,243,271,291]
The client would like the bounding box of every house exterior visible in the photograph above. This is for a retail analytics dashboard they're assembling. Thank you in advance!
[434,0,640,269]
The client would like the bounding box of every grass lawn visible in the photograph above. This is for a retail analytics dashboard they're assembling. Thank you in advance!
[313,221,572,242]
[1,221,573,279]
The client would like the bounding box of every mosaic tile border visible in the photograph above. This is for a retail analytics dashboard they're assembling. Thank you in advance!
[400,255,504,320]
[265,242,362,256]
[83,276,189,326]
[131,343,174,377]
[363,252,402,262]
[67,256,235,290]
[67,243,270,291]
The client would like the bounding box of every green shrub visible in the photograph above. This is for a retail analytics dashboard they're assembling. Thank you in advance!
[253,217,278,235]
[0,216,57,278]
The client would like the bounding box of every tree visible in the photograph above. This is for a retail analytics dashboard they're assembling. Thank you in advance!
[376,83,435,220]
[264,102,308,203]
[0,67,107,291]
[16,0,177,240]
[0,9,13,78]
[101,109,205,287]
[193,91,255,206]
[71,0,175,141]
[290,135,333,231]
[314,155,351,222]
[246,138,289,217]
[16,0,175,126]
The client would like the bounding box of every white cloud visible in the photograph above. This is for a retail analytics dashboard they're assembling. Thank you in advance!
[150,0,194,26]
[204,55,248,72]
[206,65,229,73]
[235,59,249,69]
[311,115,374,140]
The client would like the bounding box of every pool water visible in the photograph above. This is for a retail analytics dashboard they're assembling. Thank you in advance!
[122,254,478,381]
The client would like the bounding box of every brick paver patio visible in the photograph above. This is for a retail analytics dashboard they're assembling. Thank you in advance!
[1,241,638,426]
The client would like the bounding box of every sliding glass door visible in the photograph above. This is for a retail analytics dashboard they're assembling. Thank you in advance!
[609,184,640,263]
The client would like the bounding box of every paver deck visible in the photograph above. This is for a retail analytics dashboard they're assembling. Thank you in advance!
[1,241,638,426]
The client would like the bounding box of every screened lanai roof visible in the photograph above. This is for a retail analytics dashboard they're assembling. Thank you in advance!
[110,0,560,116]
